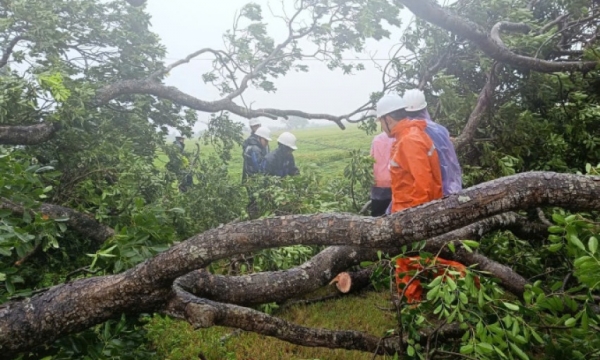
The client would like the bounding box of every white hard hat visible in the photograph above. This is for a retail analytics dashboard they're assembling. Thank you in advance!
[277,131,297,150]
[249,119,261,127]
[403,89,427,112]
[376,94,405,118]
[254,126,272,141]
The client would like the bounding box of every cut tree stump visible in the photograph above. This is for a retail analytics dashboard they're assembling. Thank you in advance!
[329,268,373,294]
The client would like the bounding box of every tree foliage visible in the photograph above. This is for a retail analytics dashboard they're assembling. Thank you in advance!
[0,0,599,359]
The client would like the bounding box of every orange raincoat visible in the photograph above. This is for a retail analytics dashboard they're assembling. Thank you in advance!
[389,119,443,213]
[395,256,480,303]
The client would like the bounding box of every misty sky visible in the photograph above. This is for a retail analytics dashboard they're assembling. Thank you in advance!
[144,0,413,131]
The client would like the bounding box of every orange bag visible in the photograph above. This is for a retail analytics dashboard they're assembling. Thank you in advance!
[395,256,480,303]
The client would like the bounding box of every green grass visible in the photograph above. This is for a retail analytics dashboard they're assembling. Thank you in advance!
[156,124,374,181]
[146,290,398,360]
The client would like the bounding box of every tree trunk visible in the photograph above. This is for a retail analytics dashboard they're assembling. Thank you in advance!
[1,172,599,357]
[330,269,373,294]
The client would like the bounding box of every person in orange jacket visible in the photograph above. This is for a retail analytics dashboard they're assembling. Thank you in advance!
[376,93,443,213]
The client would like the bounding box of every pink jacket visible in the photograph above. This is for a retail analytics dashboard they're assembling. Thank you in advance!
[370,132,395,188]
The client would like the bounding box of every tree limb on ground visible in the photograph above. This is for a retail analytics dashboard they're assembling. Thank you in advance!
[0,171,599,357]
[0,197,115,245]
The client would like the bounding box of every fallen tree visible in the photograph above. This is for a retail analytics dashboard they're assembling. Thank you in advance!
[1,171,599,358]
[1,0,600,358]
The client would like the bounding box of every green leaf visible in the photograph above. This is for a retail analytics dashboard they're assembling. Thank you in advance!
[460,344,474,355]
[447,242,456,253]
[509,342,529,360]
[503,302,520,311]
[588,236,598,254]
[547,243,563,252]
[568,234,586,251]
[0,272,5,281]
[426,285,440,301]
[547,226,564,234]
[461,240,479,248]
[446,276,457,291]
[476,342,494,354]
[564,317,577,327]
[406,344,415,356]
[581,311,589,331]
[531,329,544,344]
[428,275,443,289]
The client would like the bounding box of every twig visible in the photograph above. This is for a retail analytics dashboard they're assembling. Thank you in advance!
[65,266,101,282]
[537,208,554,227]
[14,243,42,267]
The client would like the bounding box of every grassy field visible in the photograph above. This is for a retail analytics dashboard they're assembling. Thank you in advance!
[157,124,375,181]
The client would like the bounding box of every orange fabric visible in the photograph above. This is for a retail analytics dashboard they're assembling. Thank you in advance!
[389,119,443,213]
[395,256,480,303]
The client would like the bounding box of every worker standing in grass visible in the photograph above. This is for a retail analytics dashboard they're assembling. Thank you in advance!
[264,132,299,177]
[369,124,395,217]
[242,119,270,153]
[403,89,462,195]
[242,126,272,218]
[376,94,442,213]
[167,134,193,192]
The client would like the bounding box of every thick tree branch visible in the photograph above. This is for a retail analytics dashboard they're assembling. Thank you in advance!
[178,246,375,306]
[454,62,499,152]
[181,211,545,306]
[1,172,599,357]
[490,22,532,48]
[0,197,115,245]
[395,0,599,72]
[0,122,59,146]
[94,79,351,129]
[423,212,545,297]
[167,278,464,355]
[0,35,26,69]
[538,14,570,35]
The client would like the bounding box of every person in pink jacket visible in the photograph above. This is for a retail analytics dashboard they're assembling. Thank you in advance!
[370,130,395,216]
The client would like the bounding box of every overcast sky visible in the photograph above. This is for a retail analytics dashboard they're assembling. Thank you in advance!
[144,0,413,132]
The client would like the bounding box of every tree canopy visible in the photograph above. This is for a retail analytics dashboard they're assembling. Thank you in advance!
[1,0,600,359]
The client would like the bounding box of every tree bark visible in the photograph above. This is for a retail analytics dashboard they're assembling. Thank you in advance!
[0,123,59,146]
[454,63,499,152]
[0,197,115,245]
[1,172,599,357]
[178,246,378,306]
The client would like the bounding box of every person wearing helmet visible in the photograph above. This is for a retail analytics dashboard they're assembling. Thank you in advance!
[242,119,270,174]
[242,120,265,180]
[173,135,186,153]
[403,89,462,196]
[167,134,193,192]
[243,126,271,180]
[264,131,299,177]
[249,119,261,134]
[242,126,272,218]
[376,93,442,213]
